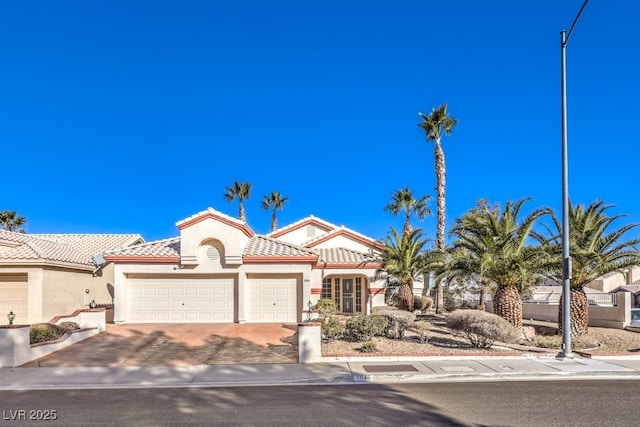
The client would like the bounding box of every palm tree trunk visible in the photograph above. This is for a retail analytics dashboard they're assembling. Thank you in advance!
[478,285,486,311]
[434,140,446,314]
[239,204,246,222]
[493,285,522,330]
[271,211,277,232]
[403,212,412,235]
[397,282,414,312]
[558,288,589,336]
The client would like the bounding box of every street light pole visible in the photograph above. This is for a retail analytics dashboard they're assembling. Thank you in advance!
[560,0,589,359]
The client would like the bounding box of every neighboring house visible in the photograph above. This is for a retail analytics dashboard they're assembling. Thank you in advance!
[610,280,640,308]
[105,208,385,324]
[0,231,143,324]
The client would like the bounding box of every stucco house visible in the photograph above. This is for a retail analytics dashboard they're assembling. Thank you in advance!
[104,208,387,324]
[0,231,143,324]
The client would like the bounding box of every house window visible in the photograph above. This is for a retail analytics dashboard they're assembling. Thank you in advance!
[321,277,332,299]
[322,276,366,314]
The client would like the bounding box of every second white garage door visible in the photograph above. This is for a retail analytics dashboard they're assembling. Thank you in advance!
[247,277,297,323]
[128,276,235,323]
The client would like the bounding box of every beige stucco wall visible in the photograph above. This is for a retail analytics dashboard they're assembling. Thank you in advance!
[41,268,92,322]
[275,223,328,246]
[180,218,250,266]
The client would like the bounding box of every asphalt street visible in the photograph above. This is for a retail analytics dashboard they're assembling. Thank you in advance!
[1,380,638,426]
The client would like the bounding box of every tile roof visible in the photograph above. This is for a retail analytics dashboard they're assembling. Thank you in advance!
[243,236,317,258]
[105,237,181,258]
[316,247,382,265]
[267,215,339,238]
[0,230,129,266]
[31,233,143,257]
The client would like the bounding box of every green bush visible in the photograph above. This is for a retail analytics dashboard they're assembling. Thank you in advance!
[346,314,388,342]
[413,295,433,312]
[315,299,338,319]
[30,323,67,345]
[321,317,345,341]
[446,310,520,349]
[379,310,415,339]
[359,341,378,353]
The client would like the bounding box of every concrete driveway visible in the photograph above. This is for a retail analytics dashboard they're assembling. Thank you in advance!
[22,323,298,367]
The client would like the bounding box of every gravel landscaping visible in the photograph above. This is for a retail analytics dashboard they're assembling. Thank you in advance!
[321,314,640,357]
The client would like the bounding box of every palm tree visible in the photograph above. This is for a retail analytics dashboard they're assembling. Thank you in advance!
[262,192,289,232]
[418,103,457,314]
[384,186,432,235]
[449,199,549,330]
[0,210,27,233]
[539,201,640,336]
[224,181,252,222]
[376,228,430,312]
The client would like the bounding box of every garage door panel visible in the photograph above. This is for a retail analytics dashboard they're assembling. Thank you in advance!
[247,277,297,323]
[0,276,28,324]
[128,277,234,323]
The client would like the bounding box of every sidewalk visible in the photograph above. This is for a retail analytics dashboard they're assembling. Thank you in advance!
[3,355,640,390]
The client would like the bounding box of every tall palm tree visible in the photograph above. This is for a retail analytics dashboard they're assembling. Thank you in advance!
[0,210,27,233]
[224,181,252,222]
[384,186,432,235]
[418,103,457,314]
[449,198,549,330]
[539,200,640,336]
[376,228,430,312]
[262,192,289,232]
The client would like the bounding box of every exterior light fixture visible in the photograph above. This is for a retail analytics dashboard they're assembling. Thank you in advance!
[307,300,314,322]
[8,311,15,325]
[89,300,97,309]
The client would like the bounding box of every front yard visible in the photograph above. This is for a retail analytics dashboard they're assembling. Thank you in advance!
[321,313,640,357]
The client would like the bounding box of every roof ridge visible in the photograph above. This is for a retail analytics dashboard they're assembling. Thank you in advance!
[267,215,339,237]
[104,236,180,254]
[176,207,246,227]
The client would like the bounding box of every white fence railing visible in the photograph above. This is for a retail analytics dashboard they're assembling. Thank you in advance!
[464,291,618,306]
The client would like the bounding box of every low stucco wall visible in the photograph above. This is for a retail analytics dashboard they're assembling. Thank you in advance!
[298,322,322,363]
[0,309,106,368]
[485,291,632,329]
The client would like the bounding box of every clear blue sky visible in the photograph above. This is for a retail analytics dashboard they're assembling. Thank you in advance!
[2,1,639,244]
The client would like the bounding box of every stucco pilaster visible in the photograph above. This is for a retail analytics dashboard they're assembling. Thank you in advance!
[113,264,126,324]
[237,272,247,323]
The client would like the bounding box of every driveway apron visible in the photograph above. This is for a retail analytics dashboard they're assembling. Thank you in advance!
[21,323,298,367]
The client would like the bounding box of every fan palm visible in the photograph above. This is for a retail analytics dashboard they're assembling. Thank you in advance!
[224,181,252,222]
[384,186,432,235]
[262,192,289,232]
[539,200,640,336]
[418,104,457,313]
[376,228,430,312]
[449,198,549,329]
[0,210,27,233]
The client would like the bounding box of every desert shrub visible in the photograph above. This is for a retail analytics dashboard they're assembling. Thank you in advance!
[346,314,388,342]
[413,295,433,312]
[410,321,432,344]
[379,310,415,339]
[372,305,398,315]
[321,317,345,341]
[446,310,520,349]
[359,341,378,353]
[315,299,338,319]
[533,334,598,350]
[30,323,67,345]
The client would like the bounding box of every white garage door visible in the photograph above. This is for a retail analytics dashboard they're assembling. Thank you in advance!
[247,277,297,323]
[0,274,28,325]
[128,276,235,323]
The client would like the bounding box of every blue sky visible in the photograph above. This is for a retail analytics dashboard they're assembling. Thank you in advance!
[2,1,639,244]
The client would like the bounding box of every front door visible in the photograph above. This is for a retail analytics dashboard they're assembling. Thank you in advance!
[342,279,354,313]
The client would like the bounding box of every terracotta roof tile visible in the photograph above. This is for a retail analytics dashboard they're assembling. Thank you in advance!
[0,230,97,266]
[31,233,143,256]
[244,236,317,258]
[105,237,181,258]
[316,247,382,265]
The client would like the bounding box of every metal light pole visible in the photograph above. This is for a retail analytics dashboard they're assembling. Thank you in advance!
[560,0,589,359]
